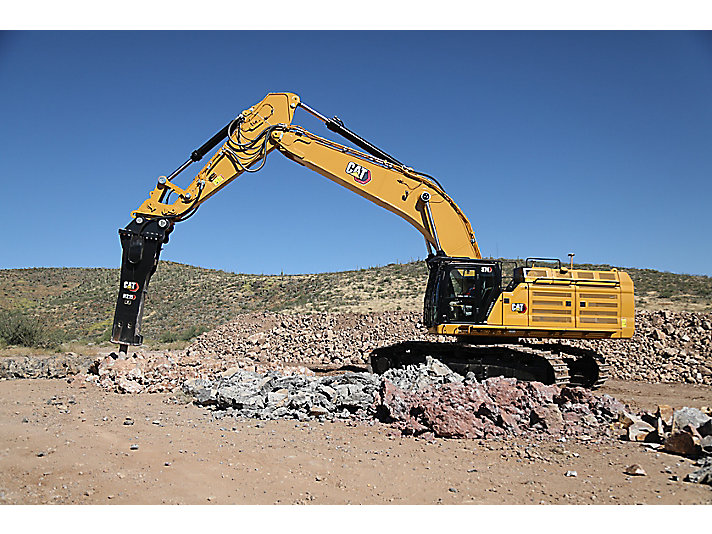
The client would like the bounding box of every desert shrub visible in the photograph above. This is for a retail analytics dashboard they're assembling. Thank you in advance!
[0,309,63,349]
[159,324,208,343]
[98,328,112,342]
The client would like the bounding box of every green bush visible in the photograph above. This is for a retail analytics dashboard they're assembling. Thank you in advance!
[0,309,63,350]
[98,328,112,343]
[159,324,208,343]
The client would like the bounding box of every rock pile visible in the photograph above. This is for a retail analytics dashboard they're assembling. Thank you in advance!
[86,352,186,394]
[379,356,464,392]
[181,357,628,441]
[184,309,712,386]
[377,366,627,440]
[185,311,432,368]
[0,353,94,380]
[82,350,712,487]
[5,309,709,393]
[84,350,314,394]
[687,457,712,485]
[183,369,378,421]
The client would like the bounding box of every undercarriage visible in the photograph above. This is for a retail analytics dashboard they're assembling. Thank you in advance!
[368,340,609,389]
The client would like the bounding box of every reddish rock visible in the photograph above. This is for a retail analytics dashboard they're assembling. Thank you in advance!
[498,410,521,434]
[563,412,582,424]
[375,374,623,440]
[664,431,702,457]
[483,377,524,408]
[555,386,596,407]
[523,381,559,405]
[419,383,498,439]
[530,403,564,433]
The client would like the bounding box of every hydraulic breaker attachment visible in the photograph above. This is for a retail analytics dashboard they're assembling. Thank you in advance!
[111,217,173,348]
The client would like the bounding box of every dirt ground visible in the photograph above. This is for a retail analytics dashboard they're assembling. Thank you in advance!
[0,377,710,505]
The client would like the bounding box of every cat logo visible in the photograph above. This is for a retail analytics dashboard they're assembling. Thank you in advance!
[123,281,140,292]
[511,303,527,313]
[345,161,371,184]
[208,172,225,186]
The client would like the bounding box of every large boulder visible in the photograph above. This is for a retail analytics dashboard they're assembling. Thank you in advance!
[664,431,701,457]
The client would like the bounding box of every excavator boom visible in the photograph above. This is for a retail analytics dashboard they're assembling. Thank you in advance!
[112,92,480,347]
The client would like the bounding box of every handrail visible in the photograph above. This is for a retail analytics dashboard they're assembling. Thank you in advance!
[526,257,562,269]
[529,277,620,287]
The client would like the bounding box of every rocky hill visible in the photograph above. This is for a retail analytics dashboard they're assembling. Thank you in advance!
[0,260,710,345]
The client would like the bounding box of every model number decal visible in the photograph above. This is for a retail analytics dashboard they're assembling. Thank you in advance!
[480,266,493,273]
[345,161,371,184]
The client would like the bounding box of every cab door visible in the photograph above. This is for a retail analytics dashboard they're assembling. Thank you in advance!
[500,283,530,327]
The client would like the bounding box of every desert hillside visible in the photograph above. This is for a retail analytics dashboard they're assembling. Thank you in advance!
[0,260,710,345]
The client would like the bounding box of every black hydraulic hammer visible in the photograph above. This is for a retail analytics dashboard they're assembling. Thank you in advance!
[111,217,173,350]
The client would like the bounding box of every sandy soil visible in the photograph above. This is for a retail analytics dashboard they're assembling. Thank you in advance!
[0,378,710,505]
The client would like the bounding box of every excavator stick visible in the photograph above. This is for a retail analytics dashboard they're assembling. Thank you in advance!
[111,217,173,349]
[109,105,254,351]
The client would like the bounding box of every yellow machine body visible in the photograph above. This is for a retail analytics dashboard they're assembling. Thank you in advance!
[431,266,634,339]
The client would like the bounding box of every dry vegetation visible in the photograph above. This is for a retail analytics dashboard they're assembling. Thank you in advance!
[0,259,710,350]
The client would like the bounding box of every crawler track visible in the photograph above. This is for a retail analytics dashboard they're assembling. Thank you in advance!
[521,342,610,389]
[368,340,608,389]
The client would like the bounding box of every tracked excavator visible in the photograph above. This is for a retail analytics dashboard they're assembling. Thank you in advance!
[111,92,634,389]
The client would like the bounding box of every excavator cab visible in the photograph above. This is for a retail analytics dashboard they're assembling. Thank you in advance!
[424,255,502,327]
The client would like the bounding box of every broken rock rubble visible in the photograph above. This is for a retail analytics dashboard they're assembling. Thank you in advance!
[184,309,712,385]
[81,349,314,394]
[377,371,626,440]
[619,404,712,457]
[619,404,712,486]
[686,456,712,485]
[181,357,628,441]
[0,353,94,380]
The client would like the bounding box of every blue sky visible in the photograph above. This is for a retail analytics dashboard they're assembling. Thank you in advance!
[1,31,711,275]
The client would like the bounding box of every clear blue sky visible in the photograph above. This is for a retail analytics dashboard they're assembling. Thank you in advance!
[1,31,711,275]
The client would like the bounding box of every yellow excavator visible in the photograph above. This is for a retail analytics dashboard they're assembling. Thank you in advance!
[111,92,634,388]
